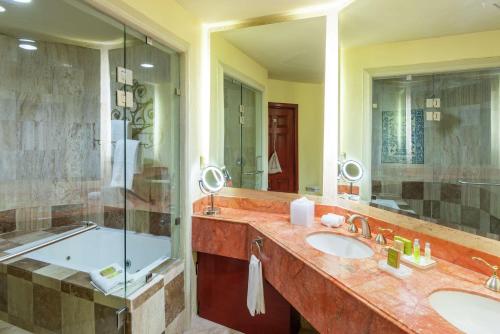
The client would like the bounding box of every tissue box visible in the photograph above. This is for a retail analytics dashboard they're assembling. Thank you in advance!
[290,197,314,227]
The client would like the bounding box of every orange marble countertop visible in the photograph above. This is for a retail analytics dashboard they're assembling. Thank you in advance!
[193,207,500,334]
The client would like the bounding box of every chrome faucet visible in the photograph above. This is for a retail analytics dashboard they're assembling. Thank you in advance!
[472,257,500,292]
[347,214,371,239]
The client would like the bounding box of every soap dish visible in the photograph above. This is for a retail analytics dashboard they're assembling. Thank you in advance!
[401,255,437,270]
[378,260,413,278]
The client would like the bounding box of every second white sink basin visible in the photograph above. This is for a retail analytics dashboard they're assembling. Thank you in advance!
[429,290,500,334]
[306,232,374,259]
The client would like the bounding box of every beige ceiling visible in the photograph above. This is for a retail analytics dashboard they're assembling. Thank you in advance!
[218,17,326,83]
[0,0,125,48]
[340,0,500,48]
[176,0,340,23]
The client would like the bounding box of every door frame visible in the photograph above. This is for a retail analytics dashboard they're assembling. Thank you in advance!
[268,102,299,193]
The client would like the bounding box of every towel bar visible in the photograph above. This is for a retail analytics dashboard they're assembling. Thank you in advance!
[251,237,264,258]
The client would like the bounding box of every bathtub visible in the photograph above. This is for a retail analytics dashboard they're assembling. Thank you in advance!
[6,226,171,278]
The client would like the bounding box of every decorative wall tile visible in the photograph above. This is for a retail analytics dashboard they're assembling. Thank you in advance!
[381,109,424,164]
[491,215,500,235]
[61,293,95,334]
[33,284,62,333]
[94,303,124,334]
[164,272,184,326]
[7,275,33,332]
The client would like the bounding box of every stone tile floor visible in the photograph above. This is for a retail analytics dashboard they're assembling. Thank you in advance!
[0,316,316,333]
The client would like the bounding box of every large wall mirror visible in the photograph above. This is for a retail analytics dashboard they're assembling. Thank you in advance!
[339,0,500,241]
[209,16,326,195]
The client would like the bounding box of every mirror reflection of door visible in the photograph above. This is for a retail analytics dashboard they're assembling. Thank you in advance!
[268,103,298,193]
[223,76,263,189]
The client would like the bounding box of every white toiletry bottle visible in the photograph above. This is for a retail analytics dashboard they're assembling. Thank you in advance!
[424,242,431,261]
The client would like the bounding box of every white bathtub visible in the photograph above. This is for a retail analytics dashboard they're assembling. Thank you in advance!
[6,226,171,277]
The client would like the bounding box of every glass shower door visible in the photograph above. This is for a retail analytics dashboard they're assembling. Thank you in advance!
[223,76,262,189]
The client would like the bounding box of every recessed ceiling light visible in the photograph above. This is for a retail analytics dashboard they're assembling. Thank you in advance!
[12,0,32,3]
[19,43,37,50]
[140,63,154,68]
[0,5,5,12]
[19,38,35,43]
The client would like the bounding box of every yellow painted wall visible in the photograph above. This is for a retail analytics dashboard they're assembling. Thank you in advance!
[268,79,324,194]
[341,29,500,164]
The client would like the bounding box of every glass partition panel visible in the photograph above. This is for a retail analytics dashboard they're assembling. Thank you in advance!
[121,27,181,294]
[371,69,500,240]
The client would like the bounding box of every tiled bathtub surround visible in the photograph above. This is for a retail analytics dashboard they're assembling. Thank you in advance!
[192,191,500,333]
[0,253,184,333]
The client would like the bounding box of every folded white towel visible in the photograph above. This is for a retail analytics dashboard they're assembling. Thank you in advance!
[247,255,265,316]
[110,139,142,190]
[90,263,125,295]
[321,213,345,228]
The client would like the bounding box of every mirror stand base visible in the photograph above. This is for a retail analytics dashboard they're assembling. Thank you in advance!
[203,206,221,216]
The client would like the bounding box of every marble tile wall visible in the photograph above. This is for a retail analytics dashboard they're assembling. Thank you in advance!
[0,33,101,232]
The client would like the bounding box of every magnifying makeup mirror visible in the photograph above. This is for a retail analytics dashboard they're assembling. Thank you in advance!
[340,159,364,197]
[199,166,226,215]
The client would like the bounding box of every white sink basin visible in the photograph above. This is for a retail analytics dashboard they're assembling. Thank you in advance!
[306,232,374,259]
[429,290,500,334]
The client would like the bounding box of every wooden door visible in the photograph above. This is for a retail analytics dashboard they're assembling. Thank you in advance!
[268,102,298,193]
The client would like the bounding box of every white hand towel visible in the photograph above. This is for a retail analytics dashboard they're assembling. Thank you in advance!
[247,255,266,316]
[110,139,141,190]
[90,263,124,295]
[111,120,131,143]
[321,213,345,228]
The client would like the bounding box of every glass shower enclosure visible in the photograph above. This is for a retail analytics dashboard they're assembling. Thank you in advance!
[223,75,263,189]
[0,0,181,332]
[371,69,500,240]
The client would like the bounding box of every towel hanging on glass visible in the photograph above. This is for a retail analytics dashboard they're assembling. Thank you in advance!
[268,118,282,174]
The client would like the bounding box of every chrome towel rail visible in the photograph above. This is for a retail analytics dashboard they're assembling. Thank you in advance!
[457,180,500,187]
[0,222,98,263]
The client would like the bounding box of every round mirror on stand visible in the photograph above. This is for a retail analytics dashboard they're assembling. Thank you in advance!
[340,159,364,199]
[199,166,226,215]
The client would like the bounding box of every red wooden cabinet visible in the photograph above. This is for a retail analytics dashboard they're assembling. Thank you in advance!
[197,252,300,334]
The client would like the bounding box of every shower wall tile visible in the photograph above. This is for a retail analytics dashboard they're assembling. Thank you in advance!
[440,183,462,204]
[401,182,424,199]
[0,210,16,234]
[149,212,171,237]
[51,204,84,227]
[0,33,101,232]
[479,187,490,212]
[460,206,480,229]
[491,215,500,235]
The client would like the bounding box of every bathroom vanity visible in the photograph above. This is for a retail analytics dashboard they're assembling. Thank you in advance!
[192,189,500,334]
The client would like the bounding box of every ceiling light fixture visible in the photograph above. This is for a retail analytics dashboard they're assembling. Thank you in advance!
[19,38,35,43]
[19,43,37,50]
[140,63,154,68]
[0,5,5,12]
[12,0,32,3]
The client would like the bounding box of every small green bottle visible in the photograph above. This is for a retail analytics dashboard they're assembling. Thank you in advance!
[413,239,421,263]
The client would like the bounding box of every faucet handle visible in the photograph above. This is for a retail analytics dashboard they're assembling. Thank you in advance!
[472,257,499,292]
[375,227,393,245]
